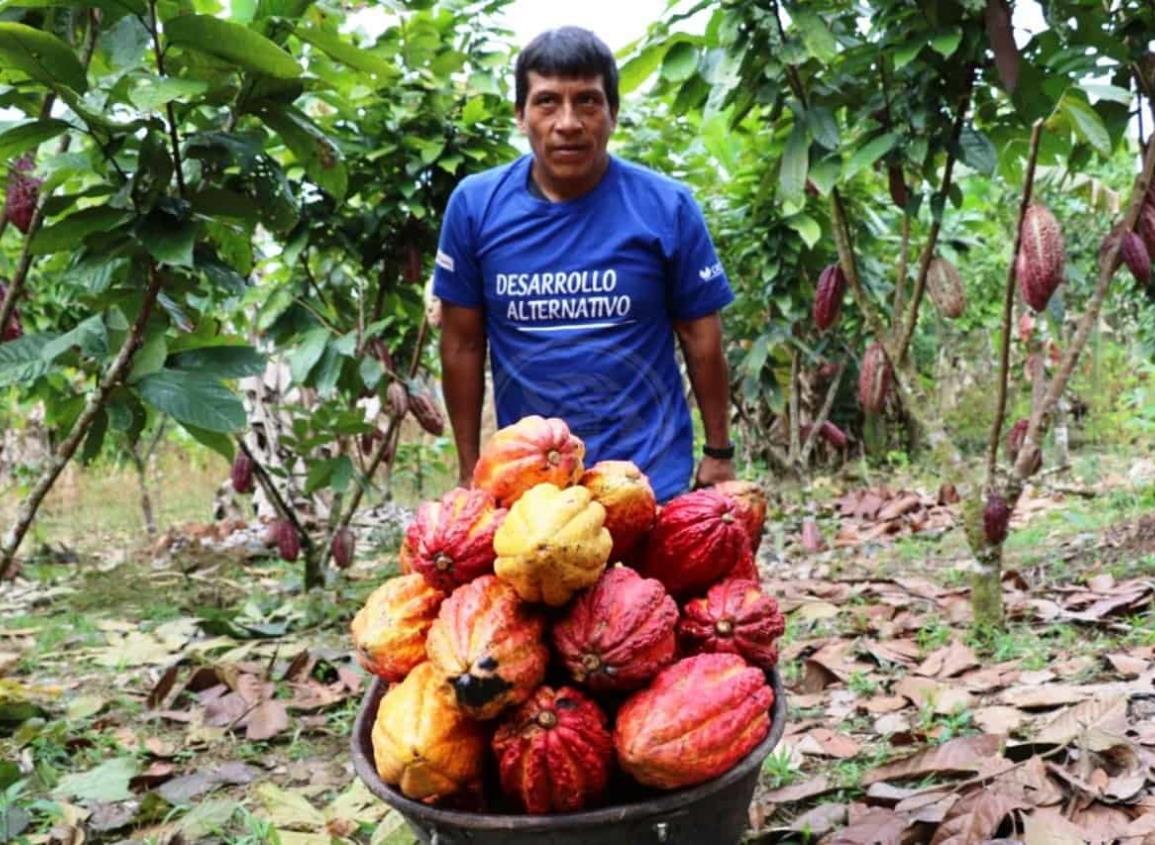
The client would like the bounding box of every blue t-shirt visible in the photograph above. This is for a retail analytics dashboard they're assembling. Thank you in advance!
[433,154,733,502]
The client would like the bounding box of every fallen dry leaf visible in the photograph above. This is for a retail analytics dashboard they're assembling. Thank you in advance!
[791,803,847,836]
[863,734,1002,786]
[762,776,833,805]
[246,699,289,741]
[929,790,1024,845]
[863,695,908,714]
[1106,653,1149,679]
[990,755,1064,807]
[796,728,860,759]
[1001,684,1089,710]
[1023,807,1088,845]
[824,807,909,844]
[971,706,1026,735]
[1033,696,1128,747]
[915,641,979,679]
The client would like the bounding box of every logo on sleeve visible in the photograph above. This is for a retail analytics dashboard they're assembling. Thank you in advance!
[698,261,724,281]
[436,250,455,272]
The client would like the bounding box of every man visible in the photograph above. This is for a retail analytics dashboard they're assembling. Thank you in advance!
[433,26,735,503]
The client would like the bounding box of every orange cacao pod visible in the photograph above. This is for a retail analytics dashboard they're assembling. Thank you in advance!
[425,575,549,720]
[492,685,613,813]
[579,460,656,564]
[713,480,767,553]
[858,342,892,414]
[812,264,846,331]
[637,488,751,597]
[678,578,785,670]
[371,661,486,802]
[926,256,966,319]
[405,487,506,591]
[473,415,585,508]
[614,653,774,790]
[551,566,677,693]
[1017,203,1065,311]
[409,386,445,436]
[351,573,445,681]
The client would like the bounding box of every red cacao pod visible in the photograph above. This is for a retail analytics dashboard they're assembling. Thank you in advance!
[983,493,1011,545]
[409,386,445,436]
[5,156,40,234]
[1017,203,1065,311]
[579,460,656,564]
[551,566,678,693]
[351,573,445,680]
[801,519,824,553]
[276,519,300,562]
[405,487,506,591]
[812,264,846,331]
[491,685,613,814]
[614,653,773,790]
[1121,231,1152,286]
[926,256,966,319]
[1006,418,1029,461]
[473,415,585,508]
[887,164,907,209]
[637,488,751,597]
[332,526,355,568]
[425,574,549,720]
[712,480,767,553]
[728,547,759,582]
[858,342,892,414]
[1138,202,1155,259]
[818,421,848,449]
[678,578,786,670]
[231,452,254,494]
[386,380,409,418]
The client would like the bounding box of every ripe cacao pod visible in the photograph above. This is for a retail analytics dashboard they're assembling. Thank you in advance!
[1006,418,1028,461]
[351,573,445,681]
[637,488,750,597]
[551,566,678,693]
[614,653,774,790]
[473,415,585,508]
[409,385,445,436]
[372,661,486,802]
[491,685,613,814]
[858,342,892,414]
[332,527,355,568]
[1139,202,1155,259]
[712,480,767,553]
[983,493,1011,545]
[580,460,656,564]
[678,578,785,670]
[926,256,966,319]
[494,483,611,606]
[275,519,300,562]
[801,519,825,553]
[230,452,254,494]
[888,164,908,209]
[812,264,846,331]
[425,575,549,720]
[5,156,40,234]
[405,487,506,591]
[728,547,759,582]
[819,421,849,449]
[386,380,409,418]
[1121,231,1152,286]
[1017,203,1065,311]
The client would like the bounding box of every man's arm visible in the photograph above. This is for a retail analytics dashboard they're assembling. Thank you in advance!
[673,312,735,486]
[440,303,487,484]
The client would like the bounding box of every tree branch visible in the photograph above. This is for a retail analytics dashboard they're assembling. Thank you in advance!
[893,213,911,319]
[788,346,801,463]
[986,119,1045,487]
[148,0,186,197]
[800,362,846,466]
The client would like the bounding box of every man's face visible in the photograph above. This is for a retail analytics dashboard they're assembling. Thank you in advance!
[517,71,617,192]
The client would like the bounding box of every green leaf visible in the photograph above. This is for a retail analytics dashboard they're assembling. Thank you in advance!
[128,78,209,111]
[128,331,167,382]
[0,332,54,387]
[136,207,196,267]
[893,40,921,70]
[844,131,898,179]
[53,758,138,803]
[1080,83,1132,105]
[1055,92,1111,156]
[793,11,837,63]
[778,120,808,203]
[0,22,88,91]
[164,15,300,79]
[618,42,666,94]
[958,126,997,175]
[807,156,841,196]
[930,28,962,58]
[31,207,132,255]
[179,423,234,461]
[0,118,70,160]
[660,41,697,83]
[257,105,346,200]
[137,370,246,433]
[288,327,328,384]
[805,106,839,150]
[170,345,265,378]
[40,315,107,362]
[293,24,395,79]
[785,213,821,249]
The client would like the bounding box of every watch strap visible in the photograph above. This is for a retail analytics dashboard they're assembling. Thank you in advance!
[703,443,735,460]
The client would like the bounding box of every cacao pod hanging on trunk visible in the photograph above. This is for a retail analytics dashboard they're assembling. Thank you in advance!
[231,452,255,494]
[5,156,41,234]
[1100,226,1152,286]
[858,342,892,414]
[1017,203,1065,311]
[332,527,355,568]
[812,264,846,331]
[887,164,908,209]
[983,493,1011,545]
[926,256,966,319]
[386,380,409,418]
[276,519,300,562]
[1138,202,1155,259]
[409,383,445,436]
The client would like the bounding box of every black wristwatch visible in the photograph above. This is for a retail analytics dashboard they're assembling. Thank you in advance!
[702,443,735,460]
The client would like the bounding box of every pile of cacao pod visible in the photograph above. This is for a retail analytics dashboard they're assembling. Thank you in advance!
[350,414,784,814]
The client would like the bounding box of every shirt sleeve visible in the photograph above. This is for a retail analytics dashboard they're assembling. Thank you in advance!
[432,184,483,308]
[668,189,734,320]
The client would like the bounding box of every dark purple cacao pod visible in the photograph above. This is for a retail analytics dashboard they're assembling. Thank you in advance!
[983,493,1011,545]
[858,342,892,414]
[812,264,846,332]
[276,519,300,562]
[1017,204,1065,312]
[1006,419,1028,461]
[1138,202,1155,260]
[410,388,445,436]
[332,527,355,568]
[5,156,41,234]
[1121,231,1152,286]
[887,165,908,209]
[231,452,255,494]
[404,244,423,284]
[819,421,849,449]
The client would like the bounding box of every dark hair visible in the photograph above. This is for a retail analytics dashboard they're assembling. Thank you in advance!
[514,27,619,114]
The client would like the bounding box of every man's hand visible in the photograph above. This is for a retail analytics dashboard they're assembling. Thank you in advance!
[694,455,735,487]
